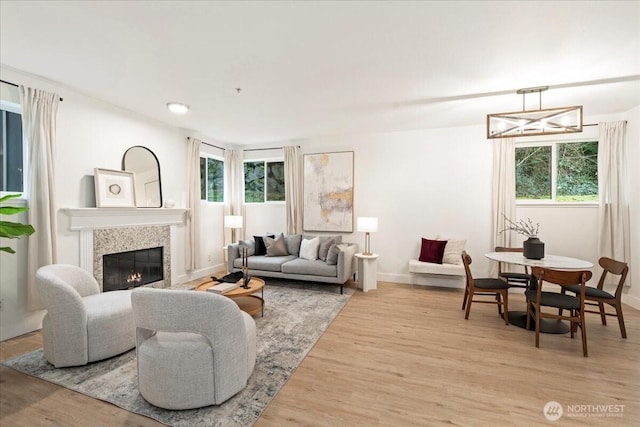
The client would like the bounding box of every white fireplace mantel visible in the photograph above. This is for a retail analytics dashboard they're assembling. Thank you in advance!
[61,208,188,230]
[61,208,188,275]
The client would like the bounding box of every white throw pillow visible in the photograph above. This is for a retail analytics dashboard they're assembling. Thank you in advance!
[299,236,320,260]
[439,238,466,265]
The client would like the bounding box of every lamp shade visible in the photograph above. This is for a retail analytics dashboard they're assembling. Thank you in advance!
[224,215,243,229]
[357,217,378,233]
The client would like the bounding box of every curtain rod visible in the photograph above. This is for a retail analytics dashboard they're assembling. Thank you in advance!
[201,141,300,152]
[584,120,627,127]
[0,79,64,101]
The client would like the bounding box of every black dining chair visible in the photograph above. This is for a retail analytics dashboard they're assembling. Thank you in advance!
[527,267,592,357]
[494,246,531,289]
[461,251,510,325]
[561,257,629,338]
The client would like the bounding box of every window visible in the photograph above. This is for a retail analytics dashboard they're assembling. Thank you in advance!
[1,102,24,193]
[200,156,224,202]
[244,160,285,203]
[515,140,598,202]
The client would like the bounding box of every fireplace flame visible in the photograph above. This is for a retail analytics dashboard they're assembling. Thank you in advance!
[127,272,142,283]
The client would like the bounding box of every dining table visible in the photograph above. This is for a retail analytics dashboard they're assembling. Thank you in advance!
[485,252,594,334]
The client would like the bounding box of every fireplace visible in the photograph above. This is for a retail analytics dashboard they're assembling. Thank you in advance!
[103,247,164,292]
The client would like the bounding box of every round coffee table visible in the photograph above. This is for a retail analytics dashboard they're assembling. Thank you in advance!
[196,277,265,317]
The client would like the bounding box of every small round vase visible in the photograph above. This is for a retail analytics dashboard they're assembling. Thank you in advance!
[523,237,545,260]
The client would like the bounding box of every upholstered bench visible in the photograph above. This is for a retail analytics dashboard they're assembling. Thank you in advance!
[409,237,466,288]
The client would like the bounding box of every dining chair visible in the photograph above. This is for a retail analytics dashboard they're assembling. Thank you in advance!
[561,257,629,338]
[494,246,531,289]
[527,267,592,357]
[461,251,510,325]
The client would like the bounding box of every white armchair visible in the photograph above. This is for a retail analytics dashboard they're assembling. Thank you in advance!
[36,264,135,368]
[131,287,257,409]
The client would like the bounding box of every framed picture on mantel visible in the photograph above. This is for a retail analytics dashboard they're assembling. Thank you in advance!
[94,168,136,208]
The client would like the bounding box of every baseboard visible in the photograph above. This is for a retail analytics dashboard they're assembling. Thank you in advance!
[173,263,225,286]
[622,293,640,311]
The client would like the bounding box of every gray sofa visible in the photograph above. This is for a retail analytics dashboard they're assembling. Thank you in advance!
[227,234,358,294]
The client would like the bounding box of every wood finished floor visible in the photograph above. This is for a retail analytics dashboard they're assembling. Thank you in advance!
[1,281,638,426]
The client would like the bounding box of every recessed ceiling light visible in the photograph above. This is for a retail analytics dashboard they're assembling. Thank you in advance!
[166,102,189,114]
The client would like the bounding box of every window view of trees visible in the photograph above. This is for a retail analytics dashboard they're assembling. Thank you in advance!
[516,141,598,202]
[200,157,223,202]
[244,160,285,202]
[266,162,285,201]
[244,161,265,202]
[1,106,24,192]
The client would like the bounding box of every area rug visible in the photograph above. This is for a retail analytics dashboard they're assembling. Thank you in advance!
[3,280,353,427]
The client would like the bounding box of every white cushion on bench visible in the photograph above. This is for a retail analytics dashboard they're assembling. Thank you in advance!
[409,259,465,276]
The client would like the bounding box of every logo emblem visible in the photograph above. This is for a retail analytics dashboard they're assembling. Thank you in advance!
[544,401,563,421]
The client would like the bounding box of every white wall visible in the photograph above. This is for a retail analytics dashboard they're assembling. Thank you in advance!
[624,105,640,309]
[0,67,224,340]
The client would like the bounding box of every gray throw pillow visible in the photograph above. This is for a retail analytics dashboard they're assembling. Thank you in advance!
[285,234,302,256]
[264,233,289,257]
[325,244,340,265]
[238,240,255,256]
[318,237,337,261]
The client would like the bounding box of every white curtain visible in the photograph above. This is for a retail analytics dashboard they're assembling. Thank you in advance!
[491,138,516,274]
[224,149,245,243]
[185,137,201,271]
[598,121,631,286]
[20,86,60,310]
[284,146,303,234]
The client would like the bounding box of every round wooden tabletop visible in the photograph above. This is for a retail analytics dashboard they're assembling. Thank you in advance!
[196,276,265,316]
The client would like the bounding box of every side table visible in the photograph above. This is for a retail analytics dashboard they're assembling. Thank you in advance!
[355,253,379,292]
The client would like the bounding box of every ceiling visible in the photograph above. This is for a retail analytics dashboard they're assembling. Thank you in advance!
[1,1,639,145]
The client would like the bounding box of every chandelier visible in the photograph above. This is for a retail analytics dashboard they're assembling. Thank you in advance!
[487,86,583,139]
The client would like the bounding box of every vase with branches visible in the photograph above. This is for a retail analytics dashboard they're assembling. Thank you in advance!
[501,215,544,259]
[0,194,35,254]
[501,215,540,238]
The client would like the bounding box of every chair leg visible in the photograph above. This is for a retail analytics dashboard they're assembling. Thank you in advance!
[464,294,473,320]
[496,294,503,317]
[614,302,627,339]
[525,300,532,330]
[502,291,509,325]
[534,304,541,348]
[580,314,588,357]
[461,288,469,310]
[598,302,607,325]
[569,310,575,339]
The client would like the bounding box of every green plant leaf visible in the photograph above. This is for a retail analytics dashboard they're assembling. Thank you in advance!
[0,205,28,215]
[0,193,23,203]
[0,246,17,254]
[0,221,35,238]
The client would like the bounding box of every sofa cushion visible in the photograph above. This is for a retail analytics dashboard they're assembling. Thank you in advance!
[281,258,338,277]
[254,235,275,256]
[419,238,447,264]
[299,236,320,260]
[264,233,288,257]
[326,243,348,265]
[285,234,302,256]
[238,240,255,257]
[234,255,296,272]
[318,237,337,261]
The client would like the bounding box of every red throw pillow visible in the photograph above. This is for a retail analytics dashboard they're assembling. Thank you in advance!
[418,238,448,264]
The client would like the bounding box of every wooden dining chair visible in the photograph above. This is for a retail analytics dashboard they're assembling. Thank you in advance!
[561,257,629,338]
[527,267,592,357]
[461,251,510,325]
[494,246,531,289]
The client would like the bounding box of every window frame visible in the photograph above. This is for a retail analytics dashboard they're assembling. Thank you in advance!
[199,153,224,204]
[243,157,285,204]
[515,138,599,206]
[0,99,27,199]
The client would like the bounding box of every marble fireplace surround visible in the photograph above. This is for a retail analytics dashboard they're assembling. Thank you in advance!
[62,208,187,291]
